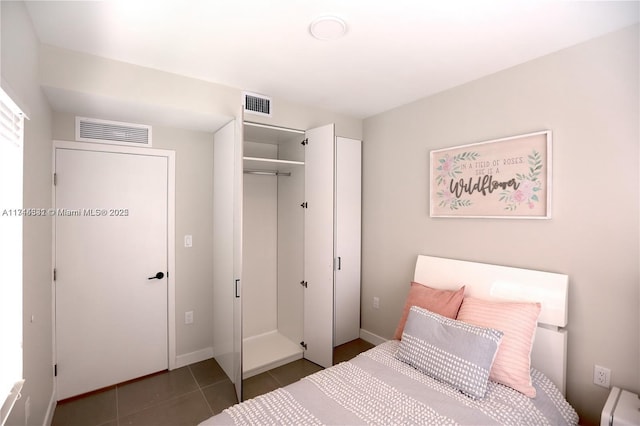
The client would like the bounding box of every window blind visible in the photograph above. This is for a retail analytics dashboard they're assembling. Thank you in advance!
[0,87,25,426]
[0,99,23,147]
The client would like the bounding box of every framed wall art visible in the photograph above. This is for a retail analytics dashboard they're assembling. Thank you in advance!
[430,130,552,219]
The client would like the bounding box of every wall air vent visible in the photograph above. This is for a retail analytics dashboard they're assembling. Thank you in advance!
[243,92,272,117]
[76,117,152,147]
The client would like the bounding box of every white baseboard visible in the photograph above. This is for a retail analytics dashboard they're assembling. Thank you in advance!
[359,329,388,346]
[43,389,56,426]
[175,347,214,369]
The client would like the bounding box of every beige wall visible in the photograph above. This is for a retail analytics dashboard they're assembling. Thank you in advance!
[155,127,215,356]
[39,44,363,141]
[40,44,239,132]
[361,24,639,425]
[1,2,55,426]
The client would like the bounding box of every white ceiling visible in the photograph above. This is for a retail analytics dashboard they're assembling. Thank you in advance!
[25,0,639,123]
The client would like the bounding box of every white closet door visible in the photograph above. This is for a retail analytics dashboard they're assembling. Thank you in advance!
[213,119,242,402]
[334,137,362,346]
[303,124,335,368]
[232,117,243,401]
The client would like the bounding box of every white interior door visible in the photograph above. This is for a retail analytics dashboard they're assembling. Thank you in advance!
[55,146,169,400]
[334,137,362,346]
[213,119,243,402]
[303,124,335,368]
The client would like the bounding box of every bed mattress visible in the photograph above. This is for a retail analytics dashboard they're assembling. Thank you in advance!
[201,340,578,426]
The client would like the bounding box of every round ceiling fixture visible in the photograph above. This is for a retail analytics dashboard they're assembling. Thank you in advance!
[309,16,347,40]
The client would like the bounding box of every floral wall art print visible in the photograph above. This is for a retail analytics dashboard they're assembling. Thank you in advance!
[430,131,551,218]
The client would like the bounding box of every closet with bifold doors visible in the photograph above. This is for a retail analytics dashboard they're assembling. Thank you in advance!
[212,119,361,402]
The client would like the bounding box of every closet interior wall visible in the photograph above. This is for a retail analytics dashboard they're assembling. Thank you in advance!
[242,124,305,378]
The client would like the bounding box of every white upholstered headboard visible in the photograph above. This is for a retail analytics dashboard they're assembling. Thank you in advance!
[414,255,569,394]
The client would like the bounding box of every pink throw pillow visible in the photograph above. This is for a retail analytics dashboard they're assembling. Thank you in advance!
[456,297,541,397]
[393,282,465,340]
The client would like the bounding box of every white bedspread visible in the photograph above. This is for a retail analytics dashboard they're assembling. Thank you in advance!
[201,340,578,426]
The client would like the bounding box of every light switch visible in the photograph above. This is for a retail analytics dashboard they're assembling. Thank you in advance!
[184,235,193,248]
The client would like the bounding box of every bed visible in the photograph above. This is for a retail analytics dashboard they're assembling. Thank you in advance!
[201,255,579,425]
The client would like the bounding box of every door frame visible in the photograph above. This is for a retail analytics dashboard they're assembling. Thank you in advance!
[51,140,177,396]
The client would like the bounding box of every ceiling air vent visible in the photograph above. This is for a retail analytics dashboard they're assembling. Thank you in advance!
[243,92,272,117]
[76,117,152,147]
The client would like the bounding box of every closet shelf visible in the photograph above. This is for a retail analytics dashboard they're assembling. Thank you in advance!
[243,156,304,174]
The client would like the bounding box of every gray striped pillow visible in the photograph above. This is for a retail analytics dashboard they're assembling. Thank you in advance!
[395,306,503,399]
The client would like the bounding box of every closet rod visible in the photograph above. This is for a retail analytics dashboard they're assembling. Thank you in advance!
[244,169,291,177]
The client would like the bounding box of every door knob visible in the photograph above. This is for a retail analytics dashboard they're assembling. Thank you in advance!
[148,272,165,280]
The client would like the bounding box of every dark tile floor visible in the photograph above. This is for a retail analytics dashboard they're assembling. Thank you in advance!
[52,338,375,426]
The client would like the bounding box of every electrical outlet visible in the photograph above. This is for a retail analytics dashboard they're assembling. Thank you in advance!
[594,365,611,388]
[185,311,194,324]
[373,297,380,309]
